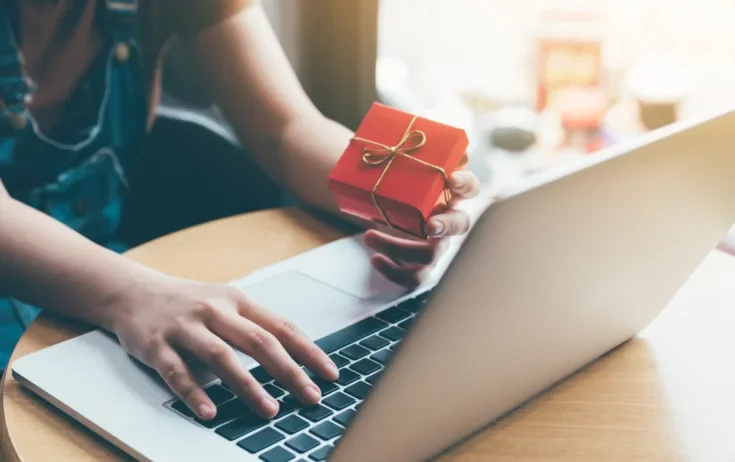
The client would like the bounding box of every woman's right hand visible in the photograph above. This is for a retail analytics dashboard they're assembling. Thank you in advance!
[109,274,339,421]
[0,188,337,421]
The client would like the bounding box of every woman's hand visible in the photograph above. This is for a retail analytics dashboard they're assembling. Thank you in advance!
[110,275,338,421]
[365,170,482,288]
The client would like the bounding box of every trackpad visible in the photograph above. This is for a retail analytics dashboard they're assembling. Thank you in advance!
[240,271,370,335]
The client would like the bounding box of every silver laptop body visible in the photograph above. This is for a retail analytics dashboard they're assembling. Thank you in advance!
[13,108,735,461]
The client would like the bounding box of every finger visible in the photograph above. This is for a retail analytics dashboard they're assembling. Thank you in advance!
[150,344,215,420]
[364,229,438,266]
[234,296,338,383]
[211,308,322,407]
[449,170,481,200]
[425,209,471,238]
[371,254,427,289]
[173,326,280,419]
[718,239,735,256]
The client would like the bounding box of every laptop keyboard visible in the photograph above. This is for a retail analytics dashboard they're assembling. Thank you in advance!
[166,290,432,461]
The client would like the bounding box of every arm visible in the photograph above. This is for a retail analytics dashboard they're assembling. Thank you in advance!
[0,183,147,326]
[180,5,349,214]
[0,180,336,418]
[182,4,481,286]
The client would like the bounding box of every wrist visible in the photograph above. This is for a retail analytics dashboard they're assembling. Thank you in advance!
[101,264,176,334]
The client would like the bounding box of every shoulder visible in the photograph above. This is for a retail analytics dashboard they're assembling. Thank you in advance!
[146,0,259,38]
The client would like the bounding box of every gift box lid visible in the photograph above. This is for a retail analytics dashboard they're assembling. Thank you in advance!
[330,103,469,214]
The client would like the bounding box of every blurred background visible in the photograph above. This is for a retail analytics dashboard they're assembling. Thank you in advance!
[376,0,735,192]
[163,0,735,202]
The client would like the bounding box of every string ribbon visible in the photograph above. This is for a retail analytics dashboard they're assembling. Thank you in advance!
[351,115,451,232]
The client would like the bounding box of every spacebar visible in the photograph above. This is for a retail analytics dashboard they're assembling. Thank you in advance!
[315,317,388,354]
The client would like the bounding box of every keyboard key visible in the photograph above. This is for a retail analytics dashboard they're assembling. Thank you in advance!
[310,421,343,440]
[360,335,389,351]
[171,400,195,418]
[279,394,304,414]
[335,368,360,386]
[275,415,310,434]
[329,353,350,368]
[370,349,393,365]
[299,404,334,422]
[350,358,381,376]
[274,397,297,420]
[397,294,429,313]
[260,446,296,462]
[216,413,269,440]
[264,383,286,399]
[345,381,371,400]
[315,317,387,354]
[322,392,356,411]
[334,409,356,427]
[249,366,274,384]
[196,398,249,428]
[340,344,370,360]
[237,427,285,453]
[398,318,414,331]
[366,371,382,385]
[416,289,433,300]
[379,327,405,342]
[309,445,334,461]
[285,434,320,453]
[312,377,339,396]
[375,307,411,324]
[205,384,235,406]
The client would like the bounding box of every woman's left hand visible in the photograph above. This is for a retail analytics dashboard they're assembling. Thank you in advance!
[364,170,481,288]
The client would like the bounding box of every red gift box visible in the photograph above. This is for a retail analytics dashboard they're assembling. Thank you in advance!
[328,103,469,238]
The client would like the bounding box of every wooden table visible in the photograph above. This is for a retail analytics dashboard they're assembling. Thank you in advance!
[2,208,735,462]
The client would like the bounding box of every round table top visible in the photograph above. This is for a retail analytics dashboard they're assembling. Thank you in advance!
[3,207,735,462]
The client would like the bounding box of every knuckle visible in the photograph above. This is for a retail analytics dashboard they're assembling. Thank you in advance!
[183,386,201,405]
[195,301,221,320]
[277,319,299,339]
[226,286,249,305]
[305,342,323,361]
[163,362,185,385]
[141,336,165,363]
[249,329,277,353]
[284,364,303,383]
[204,340,231,363]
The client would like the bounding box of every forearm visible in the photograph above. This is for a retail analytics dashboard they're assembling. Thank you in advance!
[273,114,354,213]
[184,5,371,228]
[0,194,165,330]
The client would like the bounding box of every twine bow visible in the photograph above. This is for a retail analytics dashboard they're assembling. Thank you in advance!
[351,115,451,233]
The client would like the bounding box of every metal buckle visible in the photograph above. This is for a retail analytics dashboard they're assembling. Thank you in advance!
[105,0,138,14]
[6,111,28,130]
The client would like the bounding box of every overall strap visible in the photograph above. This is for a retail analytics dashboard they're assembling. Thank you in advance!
[104,0,139,63]
[0,5,35,132]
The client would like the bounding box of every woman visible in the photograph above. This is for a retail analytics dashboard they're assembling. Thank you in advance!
[0,0,480,422]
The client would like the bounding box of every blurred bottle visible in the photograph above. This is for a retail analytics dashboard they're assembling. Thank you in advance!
[627,54,688,131]
[533,1,605,112]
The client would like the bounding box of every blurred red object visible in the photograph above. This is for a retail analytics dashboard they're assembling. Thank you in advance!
[556,86,609,153]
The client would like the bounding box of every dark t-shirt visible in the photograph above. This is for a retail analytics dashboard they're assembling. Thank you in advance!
[6,0,255,132]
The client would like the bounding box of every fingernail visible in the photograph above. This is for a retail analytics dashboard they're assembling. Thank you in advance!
[261,396,279,416]
[325,362,338,378]
[428,219,444,237]
[305,384,321,402]
[452,171,469,188]
[198,403,215,419]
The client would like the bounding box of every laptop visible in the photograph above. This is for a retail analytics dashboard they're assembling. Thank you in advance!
[12,107,735,462]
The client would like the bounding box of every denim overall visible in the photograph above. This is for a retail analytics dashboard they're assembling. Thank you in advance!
[0,0,146,369]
